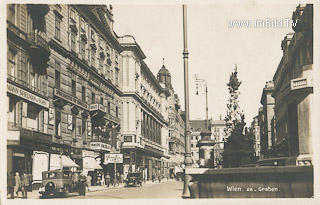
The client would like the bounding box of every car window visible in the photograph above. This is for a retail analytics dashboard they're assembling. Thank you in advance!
[47,173,57,178]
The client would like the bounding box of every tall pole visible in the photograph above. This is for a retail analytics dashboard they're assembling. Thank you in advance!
[205,86,208,129]
[182,5,192,198]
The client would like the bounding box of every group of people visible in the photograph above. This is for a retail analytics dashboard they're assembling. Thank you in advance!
[7,171,32,199]
[105,172,124,187]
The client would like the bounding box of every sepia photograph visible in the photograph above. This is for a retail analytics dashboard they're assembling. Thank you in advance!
[1,0,319,204]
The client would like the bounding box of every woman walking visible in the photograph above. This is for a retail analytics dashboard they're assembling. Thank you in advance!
[14,172,20,198]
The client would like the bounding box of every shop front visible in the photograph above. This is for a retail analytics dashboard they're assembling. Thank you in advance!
[82,149,103,186]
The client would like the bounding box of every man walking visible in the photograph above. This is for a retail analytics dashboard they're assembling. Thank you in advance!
[86,174,92,191]
[14,172,20,198]
[20,172,29,198]
[7,172,15,199]
[106,173,110,188]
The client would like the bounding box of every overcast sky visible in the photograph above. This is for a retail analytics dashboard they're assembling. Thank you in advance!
[112,3,298,126]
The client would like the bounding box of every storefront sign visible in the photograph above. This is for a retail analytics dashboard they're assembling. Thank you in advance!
[20,128,33,139]
[291,77,312,90]
[54,88,88,110]
[48,108,54,125]
[89,103,107,113]
[90,142,111,151]
[67,114,73,130]
[7,83,49,108]
[82,150,95,158]
[87,122,92,136]
[104,153,123,164]
[33,131,52,143]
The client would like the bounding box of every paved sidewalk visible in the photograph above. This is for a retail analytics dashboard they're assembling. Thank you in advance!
[7,179,177,199]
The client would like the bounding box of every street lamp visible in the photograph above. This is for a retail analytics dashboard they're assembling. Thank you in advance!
[182,5,193,199]
[194,75,214,168]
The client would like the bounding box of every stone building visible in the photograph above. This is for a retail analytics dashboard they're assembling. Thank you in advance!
[7,4,123,184]
[250,116,261,159]
[272,4,313,165]
[119,35,170,179]
[259,81,275,158]
[157,65,185,167]
[210,119,226,167]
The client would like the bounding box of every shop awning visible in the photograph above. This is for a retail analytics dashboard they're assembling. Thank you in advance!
[83,157,103,170]
[50,154,79,170]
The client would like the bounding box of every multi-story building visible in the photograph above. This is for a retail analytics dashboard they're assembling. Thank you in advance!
[7,4,123,184]
[190,120,205,166]
[250,116,261,160]
[210,119,226,167]
[157,65,185,167]
[119,35,170,179]
[272,4,313,165]
[260,81,275,159]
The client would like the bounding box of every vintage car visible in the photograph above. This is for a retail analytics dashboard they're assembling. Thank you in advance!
[125,172,143,187]
[39,170,86,198]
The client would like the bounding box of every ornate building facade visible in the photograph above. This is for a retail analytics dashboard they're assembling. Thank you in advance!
[7,4,123,184]
[272,4,313,165]
[119,35,170,179]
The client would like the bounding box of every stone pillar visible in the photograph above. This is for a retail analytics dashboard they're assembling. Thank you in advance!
[198,128,215,168]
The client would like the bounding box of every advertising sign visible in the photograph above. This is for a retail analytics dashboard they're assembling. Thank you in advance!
[104,153,123,164]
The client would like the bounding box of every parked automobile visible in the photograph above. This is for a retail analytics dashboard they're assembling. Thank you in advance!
[39,170,86,198]
[125,172,143,187]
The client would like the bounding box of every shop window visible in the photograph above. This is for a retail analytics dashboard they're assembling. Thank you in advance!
[55,16,61,41]
[55,110,61,136]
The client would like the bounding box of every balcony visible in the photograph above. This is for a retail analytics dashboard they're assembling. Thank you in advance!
[28,33,50,75]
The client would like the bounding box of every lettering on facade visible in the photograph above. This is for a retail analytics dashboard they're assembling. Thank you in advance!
[49,108,54,125]
[87,122,92,136]
[104,113,121,124]
[7,83,49,108]
[54,88,88,109]
[104,153,123,164]
[82,150,95,158]
[20,128,52,143]
[89,103,107,113]
[90,142,111,151]
[291,78,309,90]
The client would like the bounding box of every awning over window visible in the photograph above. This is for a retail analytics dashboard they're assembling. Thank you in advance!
[83,157,103,170]
[50,154,79,170]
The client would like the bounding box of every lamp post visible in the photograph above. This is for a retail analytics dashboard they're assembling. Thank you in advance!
[182,5,193,198]
[194,75,214,168]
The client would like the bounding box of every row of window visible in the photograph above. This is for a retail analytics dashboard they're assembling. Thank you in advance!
[54,7,120,87]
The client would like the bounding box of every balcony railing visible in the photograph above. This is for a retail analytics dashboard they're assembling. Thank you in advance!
[28,33,49,52]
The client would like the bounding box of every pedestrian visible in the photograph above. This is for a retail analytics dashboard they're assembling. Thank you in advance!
[116,173,120,185]
[79,172,87,196]
[7,172,15,199]
[20,172,29,198]
[86,174,92,191]
[27,173,33,192]
[106,173,110,187]
[14,172,20,198]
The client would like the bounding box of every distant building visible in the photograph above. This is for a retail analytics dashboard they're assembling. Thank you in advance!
[272,4,313,165]
[190,120,206,166]
[210,119,226,167]
[260,81,275,158]
[157,64,185,167]
[250,116,260,159]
